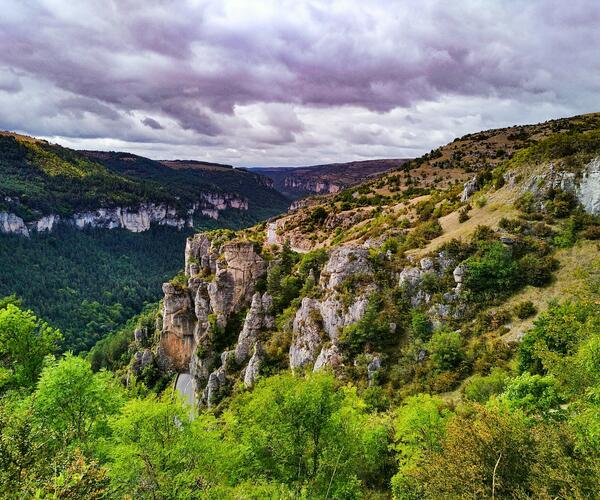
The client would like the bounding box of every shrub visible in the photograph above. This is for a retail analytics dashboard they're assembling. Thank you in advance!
[458,207,470,223]
[519,301,597,374]
[411,311,432,341]
[514,301,537,319]
[502,372,565,418]
[463,242,520,296]
[426,328,464,372]
[518,254,557,287]
[462,368,508,402]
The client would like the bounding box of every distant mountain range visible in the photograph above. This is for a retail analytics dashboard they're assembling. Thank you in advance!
[252,158,410,199]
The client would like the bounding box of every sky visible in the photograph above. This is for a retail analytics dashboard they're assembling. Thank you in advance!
[0,0,599,167]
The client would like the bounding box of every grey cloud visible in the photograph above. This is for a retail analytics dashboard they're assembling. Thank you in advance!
[141,117,164,129]
[0,0,598,163]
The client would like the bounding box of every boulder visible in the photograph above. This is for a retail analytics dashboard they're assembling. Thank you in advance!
[460,176,479,202]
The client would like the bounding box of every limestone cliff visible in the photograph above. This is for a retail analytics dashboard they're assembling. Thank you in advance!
[0,194,249,237]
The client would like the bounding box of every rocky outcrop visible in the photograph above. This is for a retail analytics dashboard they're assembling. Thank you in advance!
[0,193,250,237]
[461,176,479,202]
[577,157,600,214]
[289,298,324,370]
[243,343,264,388]
[313,344,342,372]
[157,233,269,407]
[0,212,29,236]
[234,293,274,364]
[522,158,600,215]
[157,283,196,372]
[208,242,267,328]
[319,246,373,289]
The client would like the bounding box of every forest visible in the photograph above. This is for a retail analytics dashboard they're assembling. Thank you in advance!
[0,285,598,498]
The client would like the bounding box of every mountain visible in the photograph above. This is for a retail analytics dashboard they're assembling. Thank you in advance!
[0,132,289,236]
[252,158,409,199]
[0,132,290,351]
[2,113,599,498]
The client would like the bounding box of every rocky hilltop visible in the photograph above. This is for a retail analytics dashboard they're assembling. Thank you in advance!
[126,113,600,411]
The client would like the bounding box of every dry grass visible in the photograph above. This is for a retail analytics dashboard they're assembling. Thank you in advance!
[500,240,600,342]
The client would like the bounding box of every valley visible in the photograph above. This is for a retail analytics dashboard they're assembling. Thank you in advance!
[2,113,599,498]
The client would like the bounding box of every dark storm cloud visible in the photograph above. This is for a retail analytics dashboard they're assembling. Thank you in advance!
[141,117,164,130]
[0,0,599,164]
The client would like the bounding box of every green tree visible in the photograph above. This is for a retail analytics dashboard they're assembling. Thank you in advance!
[0,303,61,390]
[108,394,226,498]
[34,354,124,446]
[223,373,389,498]
[426,328,464,372]
[501,372,564,418]
[391,394,450,499]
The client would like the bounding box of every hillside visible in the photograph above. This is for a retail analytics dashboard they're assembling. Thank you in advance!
[252,158,408,199]
[0,133,290,351]
[83,112,599,497]
[2,113,599,498]
[0,132,289,236]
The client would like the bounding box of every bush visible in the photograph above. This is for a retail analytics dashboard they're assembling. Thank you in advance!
[514,301,537,319]
[426,328,464,372]
[518,254,557,287]
[502,372,565,418]
[462,368,508,402]
[519,301,597,374]
[411,311,432,341]
[458,207,470,223]
[463,242,520,296]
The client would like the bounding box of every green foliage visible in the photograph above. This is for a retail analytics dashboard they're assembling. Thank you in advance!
[426,328,464,372]
[34,354,124,446]
[339,293,392,355]
[519,301,598,374]
[0,226,188,352]
[0,303,61,390]
[410,310,432,341]
[463,241,520,295]
[223,372,389,498]
[108,394,226,498]
[462,368,509,403]
[501,372,564,418]
[391,394,450,498]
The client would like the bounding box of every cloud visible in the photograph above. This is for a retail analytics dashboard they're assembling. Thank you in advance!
[0,0,598,165]
[141,117,164,130]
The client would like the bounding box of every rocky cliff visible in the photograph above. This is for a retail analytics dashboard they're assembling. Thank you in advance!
[0,194,249,237]
[138,113,600,413]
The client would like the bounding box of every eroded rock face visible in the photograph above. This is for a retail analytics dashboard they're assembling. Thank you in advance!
[461,176,479,202]
[523,159,600,215]
[158,283,196,372]
[185,234,212,276]
[209,242,266,327]
[313,344,342,372]
[235,293,274,365]
[0,212,29,236]
[0,192,250,236]
[243,343,264,388]
[319,246,373,289]
[290,298,324,370]
[578,157,600,214]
